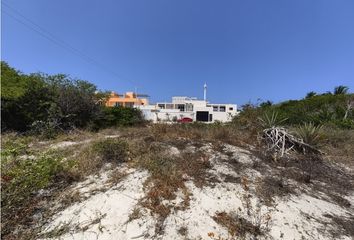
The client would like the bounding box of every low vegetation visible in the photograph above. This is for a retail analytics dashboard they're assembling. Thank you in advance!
[1,62,354,239]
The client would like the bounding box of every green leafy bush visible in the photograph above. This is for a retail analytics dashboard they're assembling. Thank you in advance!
[92,138,128,163]
[232,103,264,130]
[1,150,66,236]
[233,92,353,130]
[94,106,145,129]
[1,61,106,133]
[276,94,353,127]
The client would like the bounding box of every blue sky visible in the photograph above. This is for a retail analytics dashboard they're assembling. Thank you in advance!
[2,0,354,105]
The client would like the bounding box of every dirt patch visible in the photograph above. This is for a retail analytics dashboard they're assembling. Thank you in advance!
[256,176,296,206]
[324,214,354,238]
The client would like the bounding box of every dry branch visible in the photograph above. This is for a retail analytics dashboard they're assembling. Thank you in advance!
[262,127,323,157]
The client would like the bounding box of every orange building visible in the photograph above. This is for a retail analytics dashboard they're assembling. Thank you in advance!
[105,91,149,107]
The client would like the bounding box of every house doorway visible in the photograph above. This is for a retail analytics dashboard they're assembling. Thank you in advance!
[196,111,209,122]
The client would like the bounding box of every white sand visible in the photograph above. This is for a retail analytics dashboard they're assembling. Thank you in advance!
[41,143,354,240]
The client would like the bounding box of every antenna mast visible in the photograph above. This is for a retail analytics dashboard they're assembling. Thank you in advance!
[203,83,207,101]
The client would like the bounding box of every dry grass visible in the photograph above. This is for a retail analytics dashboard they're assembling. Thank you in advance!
[255,176,295,206]
[148,123,257,150]
[72,138,128,177]
[213,212,263,239]
[324,214,354,238]
[2,123,353,239]
[127,133,214,235]
[321,128,354,168]
[127,207,143,222]
[177,226,188,236]
[252,148,354,209]
[108,169,128,186]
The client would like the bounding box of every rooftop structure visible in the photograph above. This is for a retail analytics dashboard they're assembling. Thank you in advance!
[106,91,149,107]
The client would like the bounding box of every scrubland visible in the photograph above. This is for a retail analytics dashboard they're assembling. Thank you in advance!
[2,62,354,239]
[1,123,354,240]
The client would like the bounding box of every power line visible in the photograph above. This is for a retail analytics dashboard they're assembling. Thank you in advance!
[2,2,137,87]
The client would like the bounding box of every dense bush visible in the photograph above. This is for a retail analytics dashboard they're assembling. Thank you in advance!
[1,62,144,135]
[92,138,128,163]
[233,89,354,130]
[275,93,354,128]
[100,106,145,127]
[1,146,69,237]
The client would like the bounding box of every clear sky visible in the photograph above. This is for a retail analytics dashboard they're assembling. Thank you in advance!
[2,0,354,105]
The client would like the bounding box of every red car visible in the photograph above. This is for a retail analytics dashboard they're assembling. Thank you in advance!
[177,117,193,123]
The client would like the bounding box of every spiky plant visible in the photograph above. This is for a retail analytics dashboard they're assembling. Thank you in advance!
[295,122,324,146]
[258,111,288,128]
[333,85,349,95]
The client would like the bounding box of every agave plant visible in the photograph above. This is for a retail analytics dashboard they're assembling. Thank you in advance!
[333,85,349,95]
[294,122,324,146]
[258,111,288,128]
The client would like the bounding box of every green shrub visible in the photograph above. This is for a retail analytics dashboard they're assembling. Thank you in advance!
[93,106,145,129]
[330,119,354,129]
[92,138,128,163]
[1,135,32,158]
[1,151,65,226]
[276,94,353,127]
[294,122,324,147]
[233,93,353,130]
[232,103,264,130]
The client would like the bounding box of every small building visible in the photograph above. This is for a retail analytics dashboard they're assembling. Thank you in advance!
[107,85,239,123]
[138,96,238,123]
[105,91,149,107]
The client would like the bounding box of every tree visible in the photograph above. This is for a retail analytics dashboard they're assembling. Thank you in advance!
[1,62,145,133]
[334,86,349,95]
[0,62,29,100]
[1,63,54,131]
[260,100,273,108]
[305,91,316,99]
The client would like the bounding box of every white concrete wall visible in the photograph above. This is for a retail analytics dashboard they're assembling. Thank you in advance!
[156,110,194,122]
[137,99,239,123]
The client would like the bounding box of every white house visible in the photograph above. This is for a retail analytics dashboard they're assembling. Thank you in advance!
[137,85,239,123]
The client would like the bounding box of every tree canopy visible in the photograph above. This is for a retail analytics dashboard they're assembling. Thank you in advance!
[1,61,144,135]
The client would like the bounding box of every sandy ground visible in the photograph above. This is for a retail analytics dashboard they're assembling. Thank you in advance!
[40,143,354,240]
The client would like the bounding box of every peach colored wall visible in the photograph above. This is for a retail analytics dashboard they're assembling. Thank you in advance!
[105,92,149,107]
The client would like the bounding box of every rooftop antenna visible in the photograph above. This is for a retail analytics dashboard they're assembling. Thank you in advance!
[203,83,207,101]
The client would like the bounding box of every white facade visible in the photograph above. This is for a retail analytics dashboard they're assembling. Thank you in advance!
[137,96,239,123]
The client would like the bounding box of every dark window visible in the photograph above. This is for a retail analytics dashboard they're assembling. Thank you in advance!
[219,106,226,112]
[114,102,123,107]
[125,102,134,108]
[177,104,185,112]
[213,106,218,112]
[209,114,213,122]
[196,111,209,122]
[229,107,233,111]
